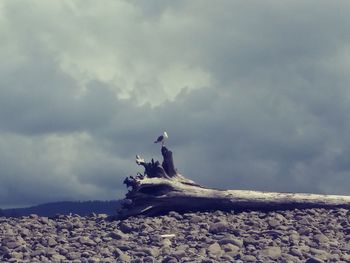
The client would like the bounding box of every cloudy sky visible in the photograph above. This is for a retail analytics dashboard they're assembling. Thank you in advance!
[1,0,350,208]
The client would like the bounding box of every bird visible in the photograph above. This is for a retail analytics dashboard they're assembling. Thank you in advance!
[154,131,168,146]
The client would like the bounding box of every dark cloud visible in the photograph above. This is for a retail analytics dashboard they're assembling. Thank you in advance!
[1,1,350,208]
[0,55,118,135]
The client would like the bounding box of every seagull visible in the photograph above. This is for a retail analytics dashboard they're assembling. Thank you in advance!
[154,131,168,146]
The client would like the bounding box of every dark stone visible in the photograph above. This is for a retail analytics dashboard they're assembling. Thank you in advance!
[208,222,228,234]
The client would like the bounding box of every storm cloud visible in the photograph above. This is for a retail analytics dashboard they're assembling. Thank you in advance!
[1,0,350,208]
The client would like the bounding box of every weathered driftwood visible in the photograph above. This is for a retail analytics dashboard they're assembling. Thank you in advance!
[117,146,350,219]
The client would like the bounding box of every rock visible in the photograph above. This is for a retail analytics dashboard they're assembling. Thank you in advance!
[108,230,128,240]
[0,208,349,263]
[66,252,81,260]
[305,256,325,263]
[268,218,280,228]
[208,222,228,234]
[162,256,178,263]
[241,255,257,262]
[118,253,131,262]
[290,247,303,257]
[313,234,329,243]
[8,251,23,260]
[260,246,282,260]
[102,258,116,263]
[0,245,11,256]
[88,256,102,263]
[207,242,222,256]
[228,237,244,248]
[189,215,203,223]
[136,247,159,257]
[97,213,109,219]
[45,248,56,257]
[218,237,240,246]
[243,236,260,246]
[168,211,183,220]
[281,253,300,263]
[50,254,66,262]
[47,237,57,247]
[4,241,22,249]
[119,222,133,233]
[116,244,131,251]
[171,250,187,260]
[220,255,234,261]
[143,256,155,263]
[19,227,30,237]
[289,232,300,244]
[162,238,172,247]
[79,236,96,246]
[39,217,50,224]
[29,214,39,219]
[221,243,240,252]
[31,249,46,257]
[341,253,350,261]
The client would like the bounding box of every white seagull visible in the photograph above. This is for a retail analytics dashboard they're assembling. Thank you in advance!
[154,131,168,146]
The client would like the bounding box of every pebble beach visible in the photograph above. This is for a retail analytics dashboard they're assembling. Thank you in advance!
[1,208,350,262]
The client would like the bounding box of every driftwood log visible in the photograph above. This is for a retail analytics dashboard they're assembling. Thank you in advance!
[117,146,350,219]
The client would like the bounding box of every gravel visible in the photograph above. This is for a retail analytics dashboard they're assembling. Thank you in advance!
[1,208,350,262]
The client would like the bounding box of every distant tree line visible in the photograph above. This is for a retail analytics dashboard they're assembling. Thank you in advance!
[1,200,121,217]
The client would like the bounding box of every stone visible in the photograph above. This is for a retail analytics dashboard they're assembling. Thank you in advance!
[5,241,22,249]
[143,256,155,263]
[162,256,178,263]
[119,222,133,233]
[19,228,30,237]
[31,249,46,257]
[305,256,325,263]
[168,211,183,220]
[229,237,244,248]
[207,242,222,256]
[51,254,66,262]
[88,256,102,263]
[208,222,228,234]
[136,247,159,257]
[221,244,240,255]
[66,252,81,260]
[260,246,282,260]
[189,215,203,223]
[79,236,96,246]
[313,234,329,243]
[0,208,349,263]
[118,253,131,262]
[220,255,234,261]
[290,247,303,257]
[29,214,39,219]
[268,219,280,228]
[8,251,23,260]
[45,248,56,257]
[341,253,350,261]
[172,250,187,260]
[241,255,257,262]
[289,232,300,244]
[162,238,172,247]
[39,217,50,225]
[47,237,57,247]
[108,230,127,240]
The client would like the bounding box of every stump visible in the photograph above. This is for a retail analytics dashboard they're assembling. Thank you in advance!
[117,146,350,219]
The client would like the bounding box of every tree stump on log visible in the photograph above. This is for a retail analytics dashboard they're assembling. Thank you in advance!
[117,146,350,219]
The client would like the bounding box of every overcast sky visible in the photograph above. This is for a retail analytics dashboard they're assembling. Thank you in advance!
[1,0,350,208]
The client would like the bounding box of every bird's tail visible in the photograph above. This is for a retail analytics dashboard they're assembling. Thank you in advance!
[154,141,158,143]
